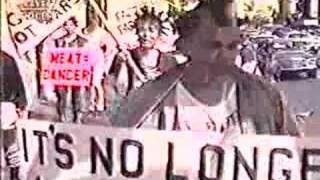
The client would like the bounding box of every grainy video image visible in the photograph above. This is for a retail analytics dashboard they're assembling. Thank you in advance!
[1,0,320,179]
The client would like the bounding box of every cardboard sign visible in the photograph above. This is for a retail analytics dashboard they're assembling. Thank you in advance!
[15,120,320,180]
[41,48,96,86]
[3,0,85,56]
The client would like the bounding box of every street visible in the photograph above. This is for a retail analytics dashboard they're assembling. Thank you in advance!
[275,69,320,136]
[276,70,320,116]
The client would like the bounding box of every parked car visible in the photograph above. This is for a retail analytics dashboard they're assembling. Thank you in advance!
[291,24,320,35]
[284,31,320,50]
[271,50,317,81]
[259,24,285,35]
[272,27,292,38]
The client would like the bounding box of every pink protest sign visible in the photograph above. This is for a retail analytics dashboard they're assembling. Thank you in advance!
[41,48,97,87]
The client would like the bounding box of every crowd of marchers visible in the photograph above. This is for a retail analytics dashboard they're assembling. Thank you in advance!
[1,1,308,179]
[30,7,188,124]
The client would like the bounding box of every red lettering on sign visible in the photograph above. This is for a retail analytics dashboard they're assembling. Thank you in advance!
[50,53,60,63]
[66,69,73,80]
[82,69,90,81]
[75,52,82,64]
[49,51,92,65]
[83,55,89,62]
[42,68,93,86]
[74,69,80,81]
[59,69,66,80]
[67,53,73,64]
[59,52,65,64]
[42,48,96,86]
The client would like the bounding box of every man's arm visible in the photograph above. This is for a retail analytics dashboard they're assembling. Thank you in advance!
[11,56,27,110]
[2,51,27,108]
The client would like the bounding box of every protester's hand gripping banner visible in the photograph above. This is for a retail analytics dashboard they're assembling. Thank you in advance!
[16,120,320,180]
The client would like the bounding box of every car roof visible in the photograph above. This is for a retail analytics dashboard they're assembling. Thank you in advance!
[274,50,306,55]
[272,27,292,37]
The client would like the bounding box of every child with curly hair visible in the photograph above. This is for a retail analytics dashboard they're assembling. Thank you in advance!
[130,6,189,87]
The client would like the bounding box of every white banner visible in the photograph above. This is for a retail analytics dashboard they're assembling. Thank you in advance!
[3,0,85,57]
[10,120,320,180]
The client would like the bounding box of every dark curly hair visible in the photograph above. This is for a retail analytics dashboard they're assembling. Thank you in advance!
[63,16,78,27]
[134,6,176,36]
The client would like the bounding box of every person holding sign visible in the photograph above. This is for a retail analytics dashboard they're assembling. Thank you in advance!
[114,0,299,136]
[52,17,92,123]
[130,6,188,87]
[0,50,27,180]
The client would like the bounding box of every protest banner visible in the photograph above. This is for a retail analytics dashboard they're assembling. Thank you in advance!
[2,0,86,57]
[106,0,168,34]
[41,48,97,87]
[14,119,320,180]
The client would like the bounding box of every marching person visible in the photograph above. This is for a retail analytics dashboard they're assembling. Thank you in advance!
[114,0,293,133]
[82,16,119,113]
[235,40,263,76]
[40,27,67,105]
[131,6,188,86]
[175,0,297,134]
[1,50,28,180]
[53,17,92,123]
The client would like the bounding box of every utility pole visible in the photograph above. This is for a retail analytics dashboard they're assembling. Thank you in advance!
[225,0,237,27]
[279,0,290,24]
[210,0,235,27]
[309,0,319,18]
